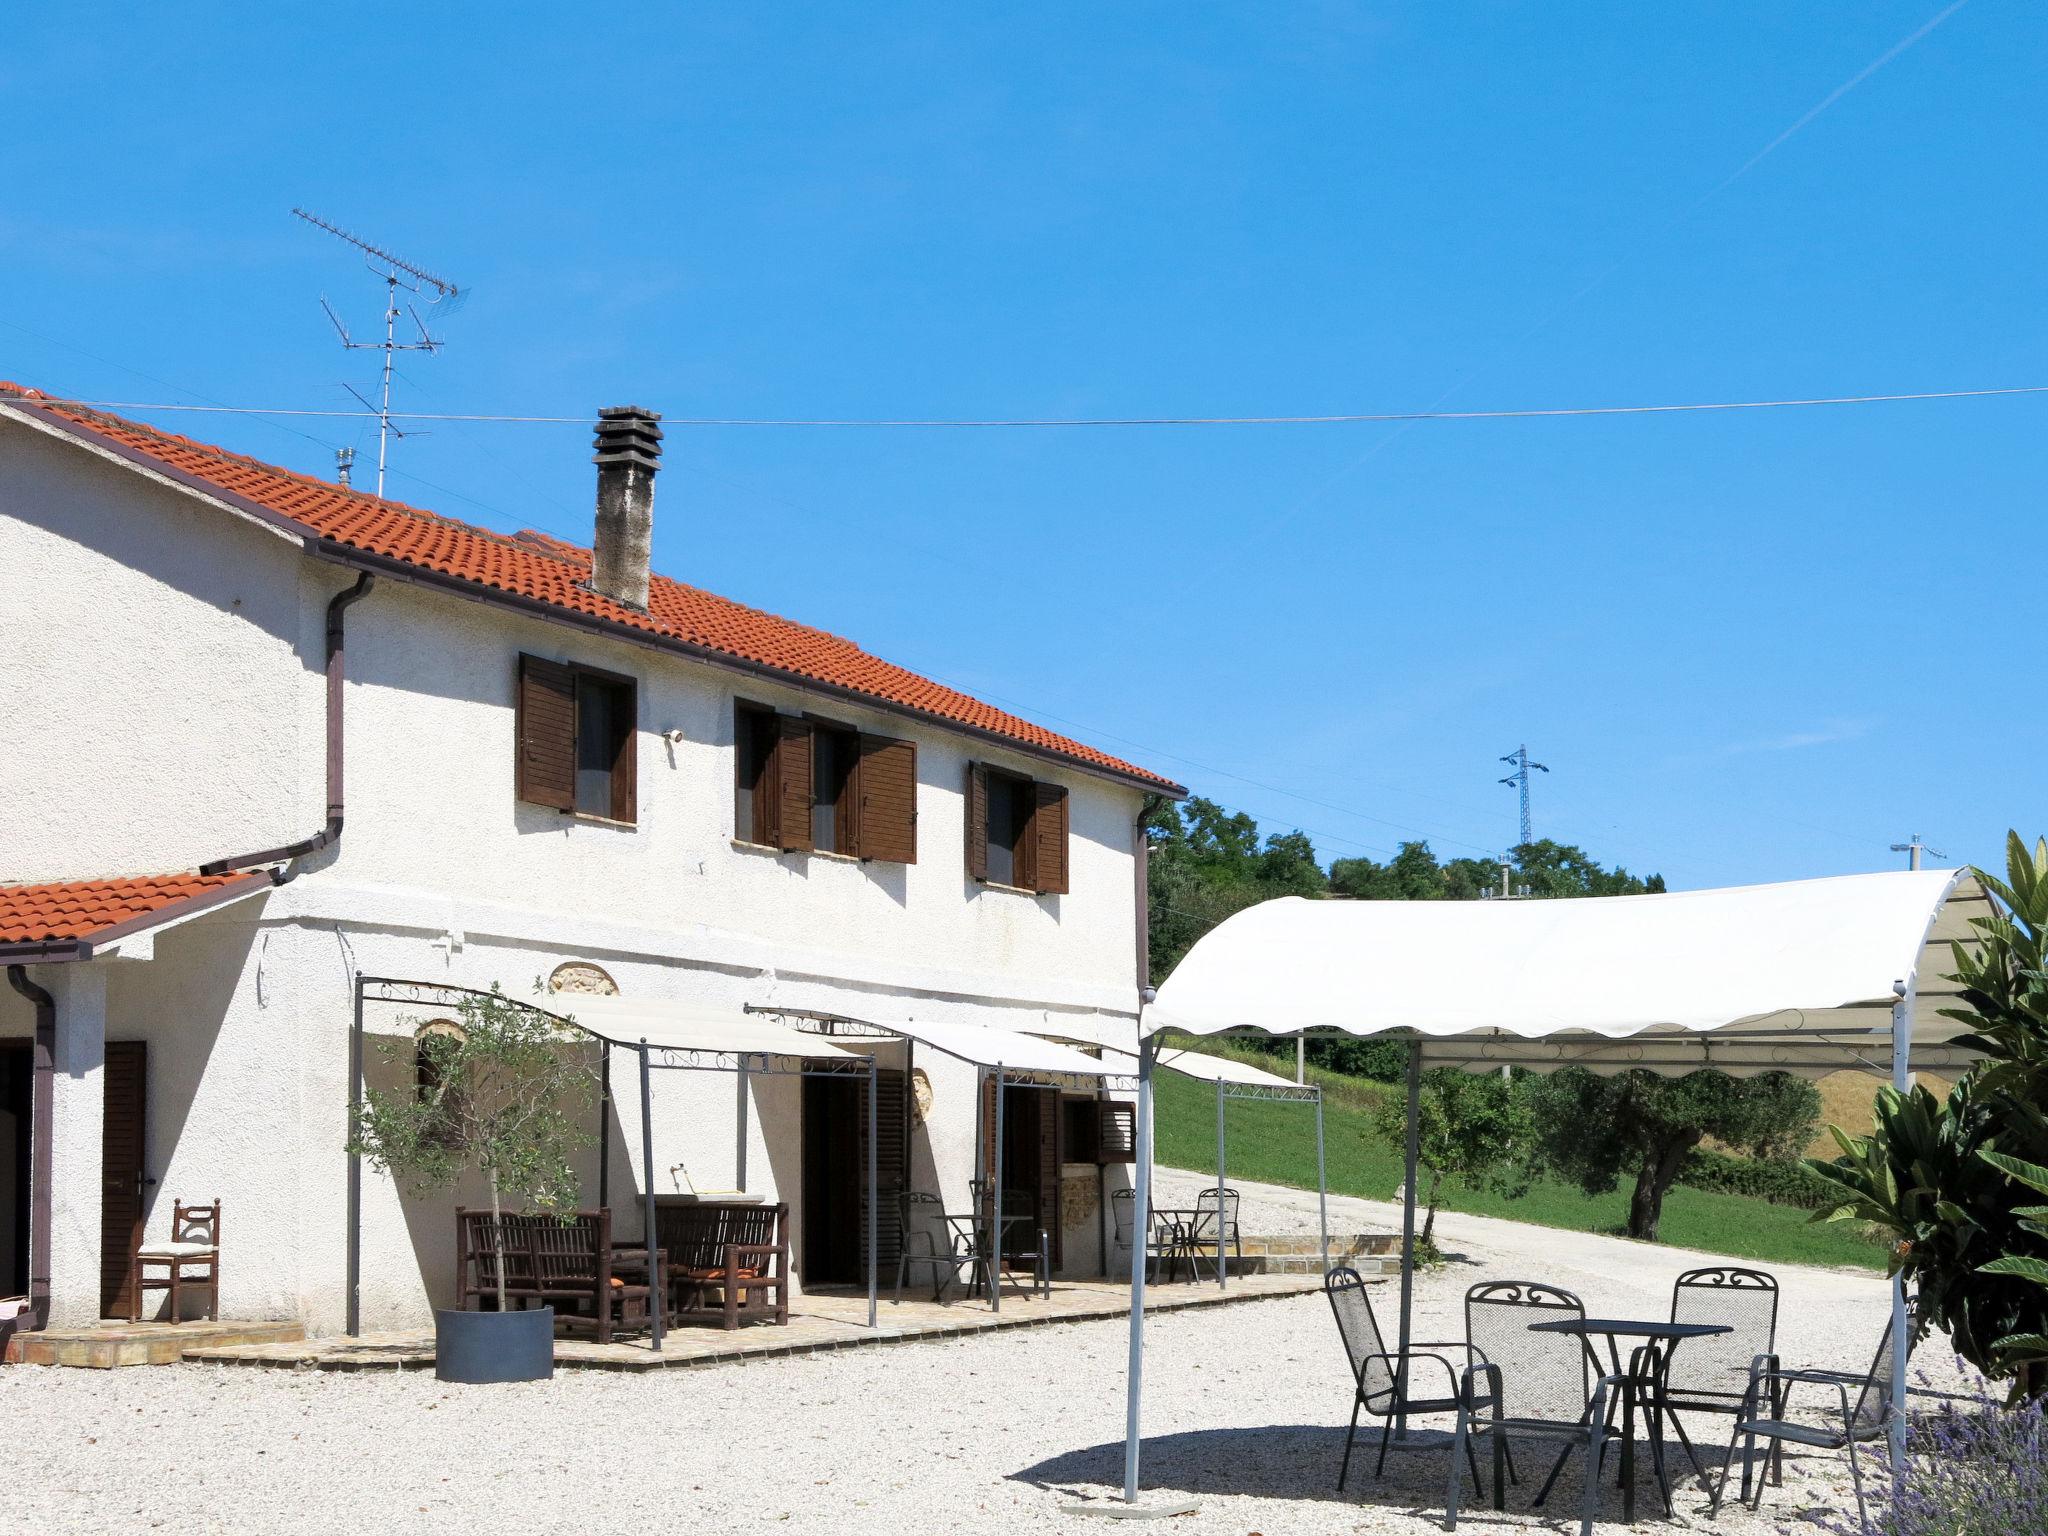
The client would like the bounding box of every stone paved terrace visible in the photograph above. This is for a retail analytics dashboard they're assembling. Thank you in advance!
[184,1271,1333,1372]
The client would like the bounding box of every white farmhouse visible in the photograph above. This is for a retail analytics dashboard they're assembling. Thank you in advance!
[0,385,1183,1338]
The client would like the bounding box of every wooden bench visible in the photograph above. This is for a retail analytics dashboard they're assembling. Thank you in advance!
[454,1207,657,1345]
[654,1201,789,1330]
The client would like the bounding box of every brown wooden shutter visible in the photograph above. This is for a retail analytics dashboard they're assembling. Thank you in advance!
[775,716,814,852]
[965,763,989,881]
[101,1041,147,1317]
[979,1071,999,1186]
[857,1069,908,1274]
[1032,781,1070,895]
[1096,1101,1136,1163]
[610,677,638,824]
[516,654,576,811]
[1037,1087,1063,1268]
[854,735,917,864]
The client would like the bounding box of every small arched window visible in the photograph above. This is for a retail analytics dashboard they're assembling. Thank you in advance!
[413,1019,467,1127]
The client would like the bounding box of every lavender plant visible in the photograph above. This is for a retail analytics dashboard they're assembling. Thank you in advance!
[1853,1383,2048,1536]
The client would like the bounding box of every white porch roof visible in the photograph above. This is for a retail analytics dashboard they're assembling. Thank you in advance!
[844,1016,1134,1088]
[1146,868,1989,1078]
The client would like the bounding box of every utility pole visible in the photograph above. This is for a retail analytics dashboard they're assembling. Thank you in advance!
[1889,834,1943,871]
[1498,745,1548,849]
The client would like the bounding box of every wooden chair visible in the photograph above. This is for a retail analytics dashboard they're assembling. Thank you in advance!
[130,1199,220,1323]
[655,1201,789,1329]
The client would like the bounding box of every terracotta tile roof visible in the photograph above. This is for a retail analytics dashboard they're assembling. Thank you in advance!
[0,872,269,950]
[0,383,1183,793]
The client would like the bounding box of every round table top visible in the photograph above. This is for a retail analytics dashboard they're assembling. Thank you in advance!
[1528,1317,1732,1340]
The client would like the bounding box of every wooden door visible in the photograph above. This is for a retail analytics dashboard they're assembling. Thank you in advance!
[857,1070,906,1276]
[100,1042,147,1318]
[0,1043,27,1297]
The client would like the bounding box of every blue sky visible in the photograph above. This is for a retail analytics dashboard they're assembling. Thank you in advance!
[5,5,2041,888]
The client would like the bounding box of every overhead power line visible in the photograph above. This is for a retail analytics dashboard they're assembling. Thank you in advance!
[8,383,2047,430]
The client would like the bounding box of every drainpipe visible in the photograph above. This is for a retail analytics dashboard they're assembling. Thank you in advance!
[5,965,55,1332]
[201,572,374,882]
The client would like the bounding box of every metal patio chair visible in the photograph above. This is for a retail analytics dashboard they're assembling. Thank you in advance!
[894,1191,988,1304]
[1448,1280,1621,1536]
[1185,1187,1242,1277]
[1710,1310,1912,1533]
[1656,1266,1780,1494]
[1110,1188,1180,1282]
[1325,1267,1484,1495]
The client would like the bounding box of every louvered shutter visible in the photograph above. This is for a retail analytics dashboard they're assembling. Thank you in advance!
[965,763,989,881]
[101,1042,147,1317]
[610,678,638,824]
[1032,782,1070,895]
[1096,1101,1137,1163]
[854,734,917,864]
[857,1069,908,1274]
[979,1070,999,1186]
[1036,1087,1063,1268]
[516,654,577,811]
[776,716,814,852]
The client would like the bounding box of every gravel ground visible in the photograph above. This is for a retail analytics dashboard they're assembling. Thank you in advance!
[3,1188,1967,1536]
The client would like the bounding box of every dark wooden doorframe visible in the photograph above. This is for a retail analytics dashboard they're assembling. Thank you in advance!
[801,1076,862,1286]
[100,1042,147,1318]
[0,1042,27,1299]
[994,1083,1062,1270]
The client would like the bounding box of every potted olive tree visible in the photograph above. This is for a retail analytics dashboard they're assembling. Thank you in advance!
[348,985,595,1383]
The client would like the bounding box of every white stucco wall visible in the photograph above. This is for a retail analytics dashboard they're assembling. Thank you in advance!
[0,417,314,883]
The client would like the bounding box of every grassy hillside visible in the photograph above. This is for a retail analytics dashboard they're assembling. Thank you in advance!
[1152,1041,1887,1271]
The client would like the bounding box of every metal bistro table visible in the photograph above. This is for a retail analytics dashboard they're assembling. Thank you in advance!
[1529,1317,1731,1524]
[1145,1208,1206,1281]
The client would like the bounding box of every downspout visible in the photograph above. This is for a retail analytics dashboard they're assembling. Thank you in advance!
[5,965,55,1332]
[201,572,374,882]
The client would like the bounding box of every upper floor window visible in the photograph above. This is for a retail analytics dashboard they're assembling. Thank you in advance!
[516,653,637,824]
[965,763,1069,894]
[733,700,918,864]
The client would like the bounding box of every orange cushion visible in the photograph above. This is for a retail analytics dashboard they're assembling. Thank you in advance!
[687,1267,761,1281]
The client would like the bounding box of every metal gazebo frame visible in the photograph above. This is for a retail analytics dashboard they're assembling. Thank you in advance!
[346,976,881,1345]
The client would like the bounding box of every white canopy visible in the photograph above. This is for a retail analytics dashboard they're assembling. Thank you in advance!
[1101,1043,1309,1094]
[1147,868,1988,1077]
[850,1016,1133,1088]
[554,994,867,1064]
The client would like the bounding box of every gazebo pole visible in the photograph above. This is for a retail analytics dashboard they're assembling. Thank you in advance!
[1314,1087,1328,1272]
[1395,1038,1422,1437]
[639,1041,663,1352]
[347,972,363,1339]
[1122,1035,1157,1502]
[735,1058,750,1191]
[992,1065,1005,1313]
[1214,1077,1226,1289]
[1888,979,1914,1471]
[867,1053,879,1328]
[597,1043,610,1213]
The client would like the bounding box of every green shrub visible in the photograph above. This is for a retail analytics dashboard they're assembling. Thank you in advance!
[1677,1146,1839,1209]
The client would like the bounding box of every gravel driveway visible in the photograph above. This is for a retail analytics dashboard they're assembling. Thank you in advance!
[3,1180,1963,1536]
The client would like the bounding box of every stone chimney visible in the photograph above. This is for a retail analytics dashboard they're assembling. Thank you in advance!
[589,405,663,609]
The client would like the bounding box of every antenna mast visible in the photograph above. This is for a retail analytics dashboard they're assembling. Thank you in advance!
[1889,833,1944,871]
[1498,744,1548,848]
[292,207,462,499]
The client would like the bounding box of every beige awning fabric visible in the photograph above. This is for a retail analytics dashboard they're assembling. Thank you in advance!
[1146,868,1989,1079]
[841,1017,1135,1089]
[554,995,868,1065]
[1100,1044,1310,1094]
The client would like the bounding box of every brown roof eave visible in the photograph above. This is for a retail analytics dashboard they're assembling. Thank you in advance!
[0,869,274,967]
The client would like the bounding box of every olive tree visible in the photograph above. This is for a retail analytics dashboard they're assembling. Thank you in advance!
[1527,1067,1819,1241]
[1372,1067,1532,1246]
[346,986,597,1313]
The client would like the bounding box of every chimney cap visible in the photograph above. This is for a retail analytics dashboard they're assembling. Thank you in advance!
[593,405,663,470]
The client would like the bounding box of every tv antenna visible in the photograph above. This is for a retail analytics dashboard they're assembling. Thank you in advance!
[1498,744,1548,848]
[292,207,462,498]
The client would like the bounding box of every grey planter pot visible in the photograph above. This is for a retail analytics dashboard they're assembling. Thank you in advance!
[434,1306,555,1383]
